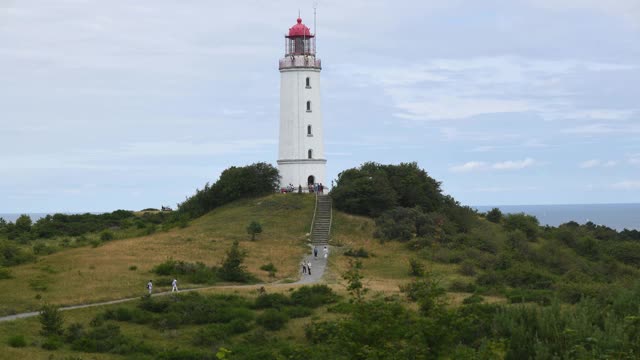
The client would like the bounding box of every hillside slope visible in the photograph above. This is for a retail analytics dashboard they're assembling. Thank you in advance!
[0,194,315,316]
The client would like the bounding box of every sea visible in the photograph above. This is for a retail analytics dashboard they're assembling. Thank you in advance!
[473,203,640,231]
[1,203,639,231]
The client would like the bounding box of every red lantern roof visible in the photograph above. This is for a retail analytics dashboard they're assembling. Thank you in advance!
[288,17,312,37]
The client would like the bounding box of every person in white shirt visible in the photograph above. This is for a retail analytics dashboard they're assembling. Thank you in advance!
[147,280,153,295]
[323,246,329,259]
[171,278,179,292]
[307,261,312,275]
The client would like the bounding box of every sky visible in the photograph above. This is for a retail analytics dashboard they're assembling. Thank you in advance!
[1,0,639,213]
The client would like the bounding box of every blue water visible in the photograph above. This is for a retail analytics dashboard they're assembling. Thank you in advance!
[474,203,640,231]
[2,204,639,231]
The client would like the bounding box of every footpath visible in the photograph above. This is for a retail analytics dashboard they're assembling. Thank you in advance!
[0,246,330,323]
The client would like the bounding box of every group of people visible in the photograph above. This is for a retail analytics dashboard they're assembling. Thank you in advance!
[145,278,179,295]
[301,246,329,276]
[308,183,325,193]
[280,183,326,194]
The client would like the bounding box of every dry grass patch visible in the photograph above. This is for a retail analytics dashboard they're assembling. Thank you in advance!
[0,195,315,316]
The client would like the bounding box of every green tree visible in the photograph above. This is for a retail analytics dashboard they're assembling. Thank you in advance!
[14,214,32,233]
[486,208,503,223]
[218,240,249,282]
[504,213,539,241]
[343,259,367,302]
[246,221,263,241]
[39,304,64,337]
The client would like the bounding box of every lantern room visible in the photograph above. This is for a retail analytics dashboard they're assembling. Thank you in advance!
[285,18,316,56]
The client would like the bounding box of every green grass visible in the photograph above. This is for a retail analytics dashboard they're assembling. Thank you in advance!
[0,194,315,316]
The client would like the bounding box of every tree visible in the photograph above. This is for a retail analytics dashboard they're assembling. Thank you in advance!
[39,304,64,337]
[218,240,249,282]
[486,208,503,223]
[343,259,368,302]
[246,221,263,241]
[331,162,445,217]
[14,215,32,233]
[178,163,280,218]
[504,213,539,241]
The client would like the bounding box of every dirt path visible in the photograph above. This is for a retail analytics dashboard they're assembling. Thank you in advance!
[0,246,331,323]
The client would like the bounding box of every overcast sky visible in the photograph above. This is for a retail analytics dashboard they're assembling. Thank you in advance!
[1,0,639,212]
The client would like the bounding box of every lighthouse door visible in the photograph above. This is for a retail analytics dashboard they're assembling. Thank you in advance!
[307,175,315,185]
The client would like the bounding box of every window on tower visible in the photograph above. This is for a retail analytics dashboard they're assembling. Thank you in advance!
[306,101,312,112]
[306,77,311,88]
[308,149,313,159]
[307,125,312,136]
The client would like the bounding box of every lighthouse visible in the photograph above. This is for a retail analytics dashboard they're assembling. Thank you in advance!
[277,17,326,191]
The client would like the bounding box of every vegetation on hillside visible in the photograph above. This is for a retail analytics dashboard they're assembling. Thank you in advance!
[331,162,640,306]
[177,162,280,219]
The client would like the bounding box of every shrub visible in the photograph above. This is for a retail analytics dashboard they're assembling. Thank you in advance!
[256,309,289,331]
[41,336,63,350]
[218,240,252,283]
[0,267,12,279]
[409,258,425,277]
[504,213,539,241]
[100,230,115,241]
[462,294,485,305]
[32,242,57,255]
[246,221,263,241]
[39,304,64,336]
[259,263,277,277]
[505,289,552,305]
[7,334,27,348]
[290,285,339,308]
[459,261,476,276]
[486,208,503,223]
[284,306,313,318]
[254,293,289,309]
[344,247,370,258]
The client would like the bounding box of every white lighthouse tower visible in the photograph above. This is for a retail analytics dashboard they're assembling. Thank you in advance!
[277,17,326,191]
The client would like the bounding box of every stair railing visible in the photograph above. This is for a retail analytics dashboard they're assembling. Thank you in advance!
[327,196,333,244]
[309,190,319,241]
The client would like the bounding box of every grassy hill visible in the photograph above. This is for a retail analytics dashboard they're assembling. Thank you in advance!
[0,194,316,316]
[2,190,640,359]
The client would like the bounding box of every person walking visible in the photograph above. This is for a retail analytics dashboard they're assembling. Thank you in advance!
[313,246,318,258]
[146,280,153,295]
[323,246,328,259]
[171,278,179,292]
[301,261,307,275]
[307,261,312,275]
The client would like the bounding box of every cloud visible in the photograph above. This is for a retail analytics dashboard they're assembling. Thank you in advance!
[474,185,539,193]
[580,159,618,168]
[492,158,537,170]
[450,158,539,173]
[450,161,487,173]
[561,123,640,135]
[344,56,637,122]
[529,0,640,28]
[611,180,640,190]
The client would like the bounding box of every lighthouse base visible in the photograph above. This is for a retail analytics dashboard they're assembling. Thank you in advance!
[277,159,326,191]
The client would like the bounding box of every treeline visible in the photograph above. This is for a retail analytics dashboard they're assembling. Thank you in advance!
[177,162,280,219]
[331,162,640,305]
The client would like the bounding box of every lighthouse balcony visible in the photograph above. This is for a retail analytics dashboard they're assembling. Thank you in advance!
[279,57,322,70]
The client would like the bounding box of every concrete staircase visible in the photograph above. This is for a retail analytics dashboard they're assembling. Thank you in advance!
[310,194,332,246]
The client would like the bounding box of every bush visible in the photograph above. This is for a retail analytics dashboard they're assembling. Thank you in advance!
[290,285,339,308]
[7,334,27,348]
[246,221,263,241]
[462,294,485,305]
[254,293,289,309]
[218,240,252,283]
[0,267,12,279]
[284,306,313,318]
[39,304,64,336]
[409,258,425,277]
[459,261,476,276]
[41,336,63,350]
[256,309,289,331]
[344,247,370,258]
[259,263,277,277]
[100,230,115,241]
